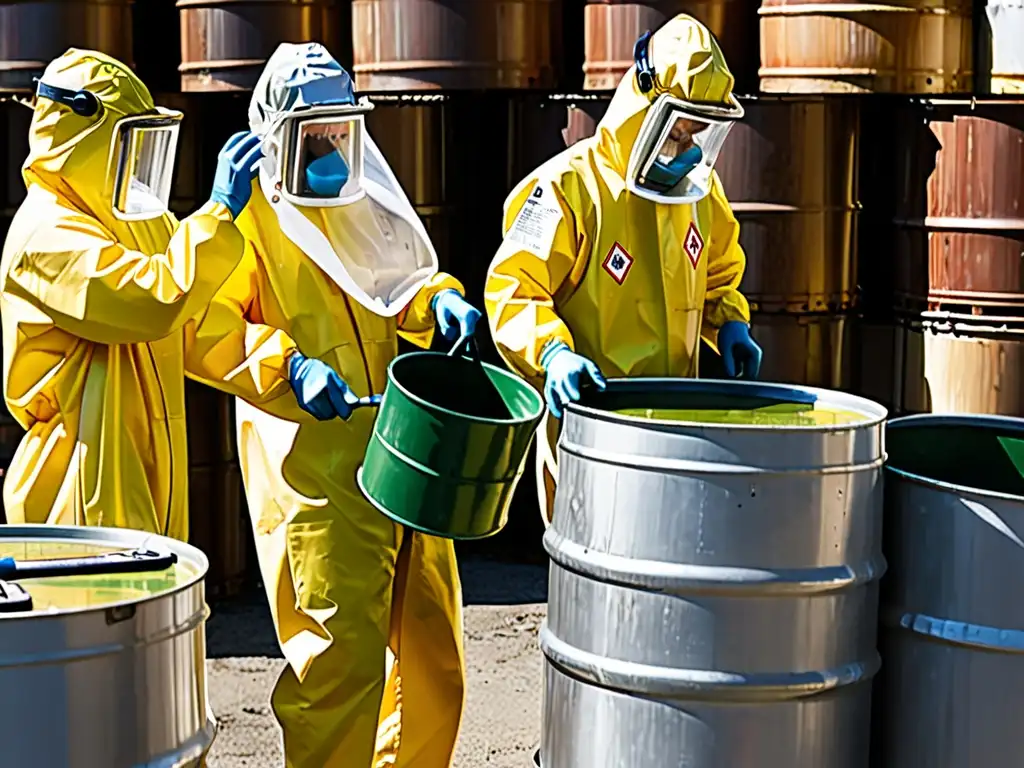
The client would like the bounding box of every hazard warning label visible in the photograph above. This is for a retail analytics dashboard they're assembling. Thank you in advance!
[506,184,562,256]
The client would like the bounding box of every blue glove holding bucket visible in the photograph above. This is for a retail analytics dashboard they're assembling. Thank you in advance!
[432,289,482,343]
[288,352,380,421]
[718,321,763,380]
[541,341,607,418]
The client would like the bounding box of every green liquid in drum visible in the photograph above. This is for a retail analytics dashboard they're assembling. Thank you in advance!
[0,540,200,612]
[616,403,869,427]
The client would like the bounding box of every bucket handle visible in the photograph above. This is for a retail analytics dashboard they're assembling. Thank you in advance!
[351,332,480,413]
[448,332,484,366]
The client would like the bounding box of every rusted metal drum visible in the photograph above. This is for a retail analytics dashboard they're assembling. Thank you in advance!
[883,100,1024,416]
[351,0,560,90]
[583,0,757,91]
[894,101,1024,315]
[883,313,1024,416]
[185,381,249,599]
[758,0,973,93]
[879,414,1024,768]
[177,0,343,92]
[0,0,134,92]
[715,95,860,388]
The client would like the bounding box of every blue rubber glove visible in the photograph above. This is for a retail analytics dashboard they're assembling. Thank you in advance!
[718,321,763,380]
[210,131,263,219]
[432,289,482,343]
[288,352,358,421]
[541,341,607,418]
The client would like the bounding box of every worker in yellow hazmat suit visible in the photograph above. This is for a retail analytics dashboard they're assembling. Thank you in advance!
[0,49,311,540]
[190,43,478,767]
[484,15,763,524]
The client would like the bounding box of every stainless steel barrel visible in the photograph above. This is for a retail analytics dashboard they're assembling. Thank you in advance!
[541,378,887,768]
[0,525,213,767]
[879,414,1024,767]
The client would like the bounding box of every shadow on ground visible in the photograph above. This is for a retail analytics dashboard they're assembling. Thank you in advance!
[207,555,549,659]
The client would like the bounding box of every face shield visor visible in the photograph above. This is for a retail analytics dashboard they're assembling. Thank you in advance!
[627,94,741,204]
[110,110,182,221]
[277,104,371,207]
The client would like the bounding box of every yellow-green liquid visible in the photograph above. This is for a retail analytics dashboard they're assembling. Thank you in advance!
[0,540,199,613]
[616,403,869,427]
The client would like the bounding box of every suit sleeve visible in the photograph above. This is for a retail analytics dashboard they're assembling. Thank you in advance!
[3,199,245,345]
[396,272,466,349]
[484,174,588,383]
[183,237,311,423]
[702,173,752,343]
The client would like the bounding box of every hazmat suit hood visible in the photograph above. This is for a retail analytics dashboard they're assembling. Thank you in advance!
[594,14,741,201]
[23,49,176,250]
[247,42,439,318]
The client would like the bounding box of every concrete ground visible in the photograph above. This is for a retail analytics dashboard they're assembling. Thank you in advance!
[204,557,548,768]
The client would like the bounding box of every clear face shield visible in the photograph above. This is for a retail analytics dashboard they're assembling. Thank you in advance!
[629,95,740,203]
[33,79,182,220]
[277,105,370,207]
[110,110,182,221]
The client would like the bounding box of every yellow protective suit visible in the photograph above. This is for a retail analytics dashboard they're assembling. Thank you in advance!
[0,49,297,539]
[484,14,752,523]
[191,183,466,768]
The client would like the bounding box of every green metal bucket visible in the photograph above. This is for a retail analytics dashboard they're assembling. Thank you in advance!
[357,338,545,540]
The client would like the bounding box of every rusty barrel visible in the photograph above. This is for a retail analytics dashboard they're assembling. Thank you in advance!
[885,100,1024,416]
[185,381,249,599]
[714,96,860,388]
[352,0,559,90]
[0,0,133,92]
[758,0,972,94]
[583,0,757,92]
[178,0,344,92]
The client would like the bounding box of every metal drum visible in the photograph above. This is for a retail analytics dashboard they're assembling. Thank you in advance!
[351,0,559,90]
[541,378,887,768]
[0,525,213,767]
[0,0,134,92]
[177,0,343,92]
[879,414,1024,767]
[582,0,757,92]
[889,100,1024,415]
[758,0,972,93]
[715,95,860,388]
